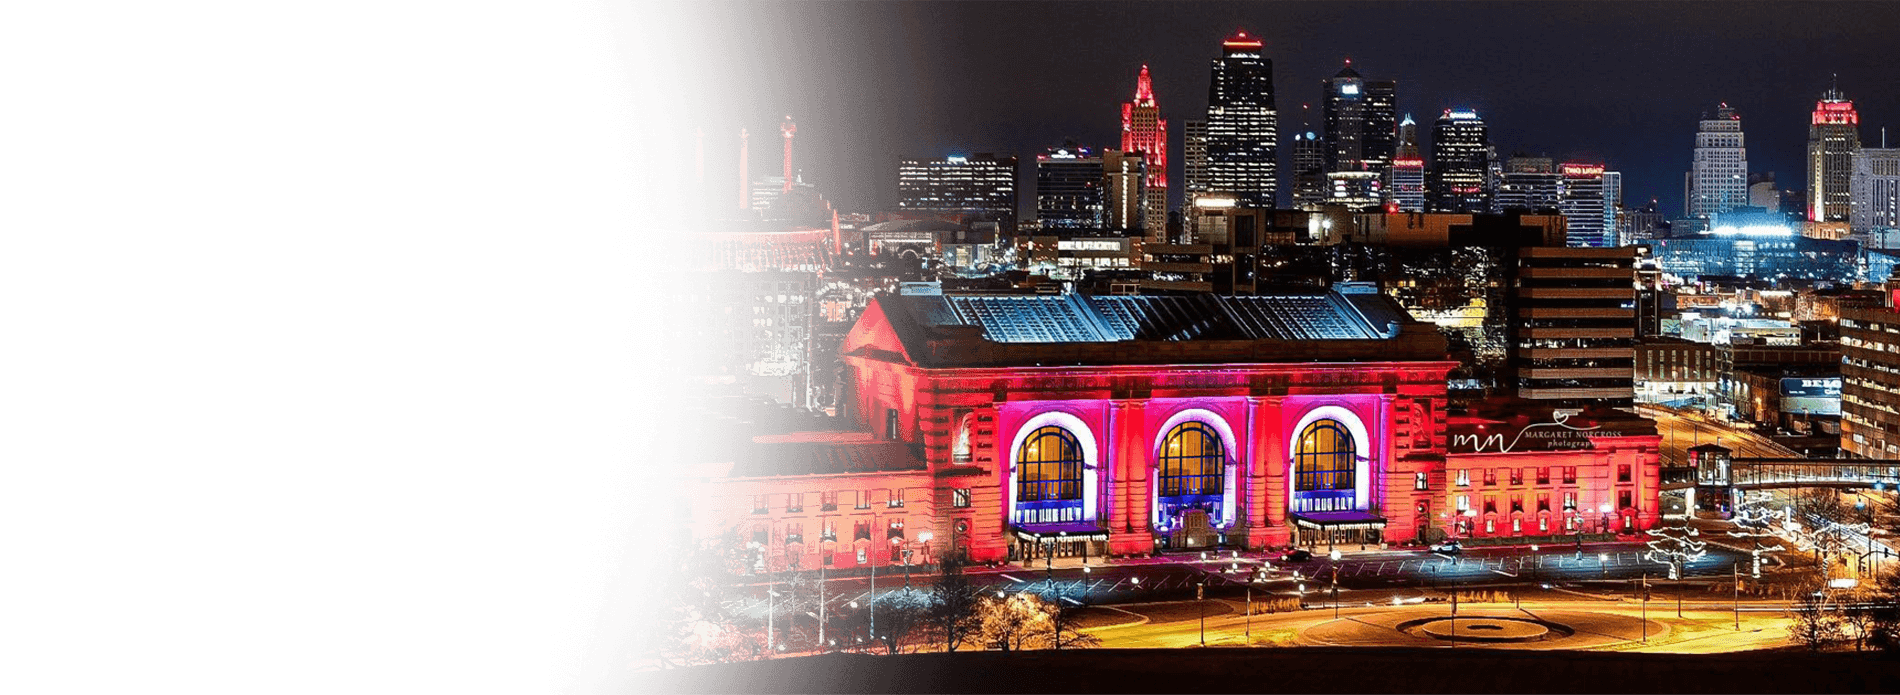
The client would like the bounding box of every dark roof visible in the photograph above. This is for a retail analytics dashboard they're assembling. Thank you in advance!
[727,441,927,478]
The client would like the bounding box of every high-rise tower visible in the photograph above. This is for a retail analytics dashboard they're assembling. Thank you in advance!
[1385,114,1425,212]
[1808,84,1861,222]
[1121,65,1169,238]
[1204,31,1278,208]
[1322,63,1366,174]
[1362,80,1398,176]
[1429,109,1492,213]
[1182,120,1209,195]
[1685,104,1747,218]
[1291,104,1325,208]
[780,116,797,192]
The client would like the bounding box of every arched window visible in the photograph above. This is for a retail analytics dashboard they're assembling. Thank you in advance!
[1295,419,1357,493]
[1159,422,1224,498]
[1016,425,1083,503]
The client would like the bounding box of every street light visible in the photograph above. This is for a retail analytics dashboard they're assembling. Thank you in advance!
[1599,552,1610,578]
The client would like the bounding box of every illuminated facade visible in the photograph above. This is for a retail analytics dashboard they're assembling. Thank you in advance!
[1292,127,1326,209]
[1841,297,1900,458]
[1850,147,1900,236]
[1182,119,1209,195]
[1384,115,1425,212]
[688,287,1660,573]
[1204,31,1278,209]
[1808,87,1861,222]
[1505,246,1638,410]
[896,154,1019,228]
[1429,110,1492,214]
[1498,157,1559,212]
[1121,66,1169,239]
[1321,62,1397,180]
[1686,104,1748,218]
[1035,145,1105,229]
[1558,164,1610,248]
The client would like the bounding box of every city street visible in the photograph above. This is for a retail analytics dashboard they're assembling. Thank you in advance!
[1639,404,1800,464]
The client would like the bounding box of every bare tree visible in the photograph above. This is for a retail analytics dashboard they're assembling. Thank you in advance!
[652,528,767,666]
[927,555,982,652]
[1788,576,1845,651]
[872,590,929,655]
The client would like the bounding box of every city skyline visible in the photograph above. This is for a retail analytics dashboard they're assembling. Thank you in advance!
[693,1,1900,219]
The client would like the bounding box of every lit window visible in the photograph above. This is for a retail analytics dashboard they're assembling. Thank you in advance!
[1294,419,1357,512]
[1016,425,1084,503]
[953,488,971,508]
[1456,469,1470,486]
[1415,472,1428,491]
[1160,421,1225,498]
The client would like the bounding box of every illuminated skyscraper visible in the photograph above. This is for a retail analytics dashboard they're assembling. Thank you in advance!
[1498,156,1559,212]
[1429,109,1491,213]
[1322,63,1365,173]
[1103,149,1147,232]
[1182,119,1209,195]
[1291,104,1325,208]
[1686,104,1748,218]
[1362,80,1398,176]
[1558,163,1610,248]
[1385,114,1425,212]
[1808,85,1861,222]
[1203,31,1277,208]
[1851,148,1900,241]
[1035,144,1105,229]
[1121,65,1169,238]
[895,153,1018,226]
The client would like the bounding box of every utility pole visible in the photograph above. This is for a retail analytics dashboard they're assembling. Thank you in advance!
[1198,581,1207,646]
[818,556,827,649]
[1641,572,1647,642]
[767,572,775,657]
[1733,561,1740,631]
[869,557,876,641]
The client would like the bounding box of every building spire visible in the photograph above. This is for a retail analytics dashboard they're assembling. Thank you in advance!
[1134,64,1154,104]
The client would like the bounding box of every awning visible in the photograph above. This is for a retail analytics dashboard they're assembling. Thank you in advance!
[1292,511,1387,530]
[1012,523,1108,542]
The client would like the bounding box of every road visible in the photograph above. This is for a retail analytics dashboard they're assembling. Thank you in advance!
[1638,404,1799,465]
[733,541,1760,623]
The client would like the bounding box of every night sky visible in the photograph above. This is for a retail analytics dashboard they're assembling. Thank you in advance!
[688,1,1900,219]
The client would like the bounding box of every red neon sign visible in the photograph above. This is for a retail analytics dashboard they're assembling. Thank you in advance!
[1562,164,1604,177]
[1222,30,1262,49]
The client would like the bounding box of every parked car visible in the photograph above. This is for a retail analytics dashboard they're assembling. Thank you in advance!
[1429,540,1462,554]
[1281,549,1313,562]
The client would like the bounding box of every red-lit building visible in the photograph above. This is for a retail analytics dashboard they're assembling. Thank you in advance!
[687,285,1660,572]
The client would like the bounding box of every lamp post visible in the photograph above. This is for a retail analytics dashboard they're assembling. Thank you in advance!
[1599,552,1610,579]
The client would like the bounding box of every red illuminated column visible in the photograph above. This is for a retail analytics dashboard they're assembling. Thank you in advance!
[1109,400,1150,556]
[781,115,796,192]
[1256,397,1290,547]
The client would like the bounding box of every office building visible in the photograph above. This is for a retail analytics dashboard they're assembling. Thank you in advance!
[1182,119,1209,195]
[1851,147,1900,238]
[1808,86,1861,222]
[1325,171,1383,211]
[1121,65,1169,238]
[1842,294,1900,457]
[1103,149,1147,232]
[895,154,1018,227]
[1322,63,1366,174]
[1430,110,1492,213]
[1293,132,1326,210]
[1603,171,1623,244]
[1505,246,1639,410]
[1497,156,1560,212]
[1203,31,1278,208]
[1385,115,1426,212]
[1558,163,1611,248]
[1035,145,1105,229]
[1685,104,1749,218]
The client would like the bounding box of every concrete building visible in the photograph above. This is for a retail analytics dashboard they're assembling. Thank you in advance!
[896,154,1018,229]
[1841,293,1900,457]
[1103,149,1147,233]
[1808,87,1861,222]
[1497,156,1559,212]
[1182,119,1209,195]
[1034,145,1106,229]
[1505,246,1639,410]
[1685,104,1749,218]
[1558,163,1611,248]
[1850,147,1900,239]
